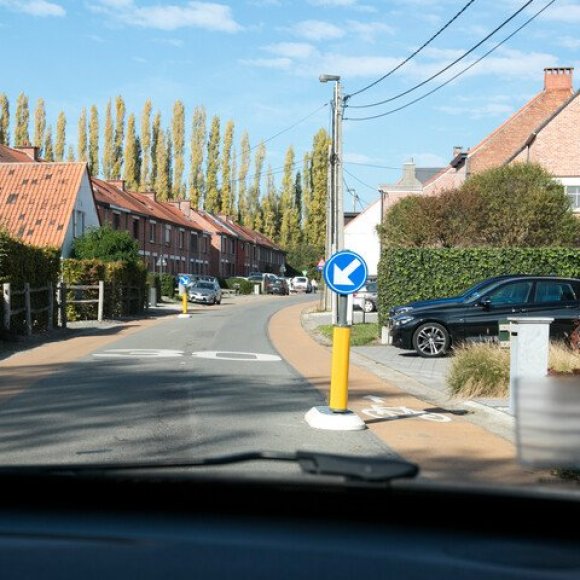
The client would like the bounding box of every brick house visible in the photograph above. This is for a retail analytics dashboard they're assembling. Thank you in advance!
[422,67,580,213]
[92,179,211,275]
[0,161,99,256]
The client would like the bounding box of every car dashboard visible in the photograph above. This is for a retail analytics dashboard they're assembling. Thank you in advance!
[0,469,580,579]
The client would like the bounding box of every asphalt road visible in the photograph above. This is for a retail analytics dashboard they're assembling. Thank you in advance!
[0,294,393,475]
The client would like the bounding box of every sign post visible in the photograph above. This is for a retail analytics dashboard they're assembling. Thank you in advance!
[305,250,367,431]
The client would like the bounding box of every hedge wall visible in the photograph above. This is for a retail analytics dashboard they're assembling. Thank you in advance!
[0,231,61,334]
[62,259,148,320]
[377,248,580,325]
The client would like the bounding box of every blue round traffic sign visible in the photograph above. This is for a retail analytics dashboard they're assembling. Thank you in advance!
[323,250,368,295]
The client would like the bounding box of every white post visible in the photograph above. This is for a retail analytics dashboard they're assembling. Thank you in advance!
[98,280,105,322]
[24,283,32,336]
[508,317,553,415]
[3,283,11,331]
[47,282,53,331]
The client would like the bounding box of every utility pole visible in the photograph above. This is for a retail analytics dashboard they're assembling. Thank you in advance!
[319,74,343,320]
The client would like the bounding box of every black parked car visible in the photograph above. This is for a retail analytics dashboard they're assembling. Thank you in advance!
[389,275,580,358]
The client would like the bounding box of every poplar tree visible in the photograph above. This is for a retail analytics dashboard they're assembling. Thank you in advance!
[33,98,46,155]
[55,111,66,161]
[278,146,300,249]
[171,100,185,198]
[123,113,140,190]
[302,152,312,226]
[44,125,54,162]
[237,131,250,224]
[15,92,30,146]
[150,111,161,188]
[188,105,206,209]
[304,128,330,249]
[247,141,266,230]
[220,119,235,215]
[103,100,114,179]
[0,94,9,145]
[77,107,88,162]
[139,99,152,191]
[261,165,279,241]
[89,105,99,176]
[204,115,221,213]
[112,95,125,179]
[155,128,171,201]
[66,145,75,162]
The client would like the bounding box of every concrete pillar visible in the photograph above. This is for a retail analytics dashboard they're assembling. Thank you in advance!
[508,317,553,415]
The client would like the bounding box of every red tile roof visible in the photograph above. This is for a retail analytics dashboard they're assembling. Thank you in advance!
[0,162,86,249]
[0,144,36,163]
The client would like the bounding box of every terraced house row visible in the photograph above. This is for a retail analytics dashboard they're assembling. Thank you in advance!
[0,143,285,278]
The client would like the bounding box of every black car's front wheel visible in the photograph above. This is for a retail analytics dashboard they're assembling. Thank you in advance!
[412,322,450,358]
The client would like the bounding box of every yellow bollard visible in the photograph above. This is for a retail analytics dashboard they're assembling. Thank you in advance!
[329,325,351,412]
[182,292,188,314]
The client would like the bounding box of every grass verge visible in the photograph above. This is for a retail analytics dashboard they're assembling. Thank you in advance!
[317,323,379,347]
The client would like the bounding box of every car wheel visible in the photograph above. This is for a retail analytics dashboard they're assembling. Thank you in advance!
[363,300,374,313]
[412,322,450,358]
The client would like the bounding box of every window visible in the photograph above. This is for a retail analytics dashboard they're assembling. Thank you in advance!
[132,218,139,239]
[221,236,226,253]
[150,223,157,243]
[179,230,185,250]
[165,225,171,245]
[487,281,533,305]
[72,210,85,238]
[190,233,198,253]
[112,212,120,230]
[535,281,577,303]
[566,185,580,210]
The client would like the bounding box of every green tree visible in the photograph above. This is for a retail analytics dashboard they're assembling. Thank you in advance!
[278,146,300,249]
[302,153,312,226]
[103,100,114,179]
[66,144,75,162]
[123,113,140,190]
[15,92,30,147]
[204,115,221,212]
[33,98,46,155]
[237,130,250,224]
[247,141,266,230]
[188,105,206,209]
[221,119,235,214]
[261,165,279,241]
[0,93,9,145]
[112,95,125,179]
[89,105,99,176]
[43,125,54,161]
[77,107,88,162]
[171,100,185,198]
[155,128,171,201]
[55,111,66,161]
[139,99,152,190]
[72,225,140,262]
[304,128,330,250]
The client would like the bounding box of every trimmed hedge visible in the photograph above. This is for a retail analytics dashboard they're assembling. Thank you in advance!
[378,248,580,325]
[0,231,61,334]
[225,277,254,295]
[62,259,148,320]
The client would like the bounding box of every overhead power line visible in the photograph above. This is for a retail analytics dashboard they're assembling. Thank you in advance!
[347,0,534,110]
[345,0,557,122]
[346,0,479,101]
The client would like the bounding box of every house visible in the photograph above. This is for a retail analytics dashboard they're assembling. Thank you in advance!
[0,161,99,257]
[92,179,212,275]
[345,160,443,276]
[422,67,580,213]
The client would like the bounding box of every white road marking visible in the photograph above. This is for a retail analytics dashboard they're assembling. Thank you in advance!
[191,351,282,362]
[93,349,184,358]
[361,395,452,423]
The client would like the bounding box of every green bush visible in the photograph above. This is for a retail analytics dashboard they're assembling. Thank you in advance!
[225,277,254,295]
[71,225,140,262]
[159,273,175,298]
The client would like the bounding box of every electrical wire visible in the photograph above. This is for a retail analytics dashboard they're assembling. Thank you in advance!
[343,167,381,193]
[346,0,479,100]
[347,0,534,109]
[345,0,556,122]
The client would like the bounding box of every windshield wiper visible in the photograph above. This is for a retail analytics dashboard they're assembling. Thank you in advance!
[0,451,419,483]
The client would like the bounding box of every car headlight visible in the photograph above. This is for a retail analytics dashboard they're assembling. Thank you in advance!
[392,315,415,327]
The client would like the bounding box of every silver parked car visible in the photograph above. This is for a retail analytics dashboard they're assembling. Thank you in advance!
[188,281,222,305]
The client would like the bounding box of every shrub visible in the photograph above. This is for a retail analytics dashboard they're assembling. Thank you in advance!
[225,277,253,295]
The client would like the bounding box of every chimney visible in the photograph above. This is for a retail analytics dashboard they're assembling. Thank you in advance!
[169,199,192,218]
[400,159,421,187]
[452,146,463,158]
[544,67,574,92]
[142,191,157,203]
[16,146,40,161]
[107,179,125,191]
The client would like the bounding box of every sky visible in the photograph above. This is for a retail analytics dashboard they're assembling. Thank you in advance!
[1,0,579,210]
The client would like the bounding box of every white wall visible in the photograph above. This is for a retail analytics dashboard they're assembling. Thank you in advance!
[344,199,381,277]
[62,170,100,257]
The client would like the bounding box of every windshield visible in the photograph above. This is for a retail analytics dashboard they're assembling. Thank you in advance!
[1,1,580,506]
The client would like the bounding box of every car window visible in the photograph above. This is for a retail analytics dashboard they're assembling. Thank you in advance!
[195,282,214,290]
[535,281,578,303]
[486,281,533,305]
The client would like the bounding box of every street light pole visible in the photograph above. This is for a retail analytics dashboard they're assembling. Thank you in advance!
[319,74,344,320]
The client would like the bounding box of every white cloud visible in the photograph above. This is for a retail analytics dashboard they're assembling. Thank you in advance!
[239,57,293,70]
[308,0,357,5]
[542,2,580,23]
[437,102,514,120]
[347,20,394,42]
[89,0,241,32]
[264,42,315,59]
[557,36,580,49]
[0,0,65,16]
[290,19,344,41]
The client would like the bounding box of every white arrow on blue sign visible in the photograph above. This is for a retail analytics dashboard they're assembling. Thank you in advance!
[178,275,191,286]
[323,250,368,295]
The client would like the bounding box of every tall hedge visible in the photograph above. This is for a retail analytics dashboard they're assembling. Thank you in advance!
[62,259,148,320]
[0,230,61,334]
[378,248,580,325]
